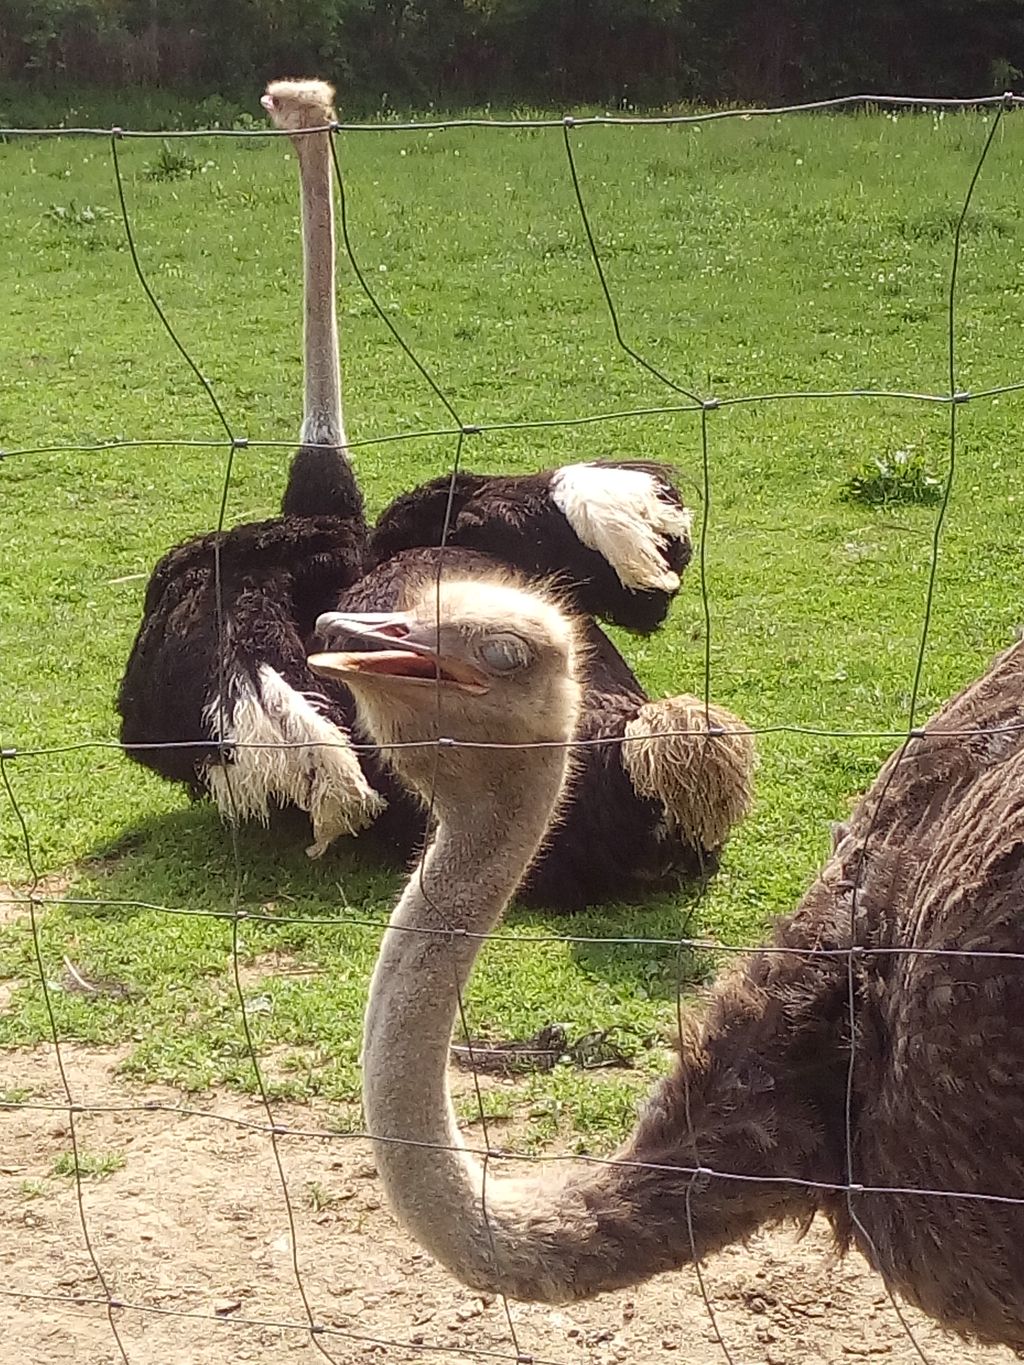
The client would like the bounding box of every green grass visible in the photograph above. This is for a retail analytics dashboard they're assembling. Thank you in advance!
[3,99,1024,1150]
[51,1149,126,1179]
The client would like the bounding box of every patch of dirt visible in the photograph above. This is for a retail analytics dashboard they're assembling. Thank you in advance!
[0,1045,1015,1365]
[234,951,324,991]
[0,856,124,925]
[0,873,74,924]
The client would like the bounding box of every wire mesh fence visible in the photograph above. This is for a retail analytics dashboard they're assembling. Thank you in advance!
[3,91,1024,1364]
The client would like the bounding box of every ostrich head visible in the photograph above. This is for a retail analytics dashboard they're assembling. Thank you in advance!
[260,79,337,132]
[309,578,583,814]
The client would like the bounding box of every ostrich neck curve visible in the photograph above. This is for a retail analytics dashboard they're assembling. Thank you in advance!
[362,723,835,1303]
[361,741,810,1302]
[362,746,593,1300]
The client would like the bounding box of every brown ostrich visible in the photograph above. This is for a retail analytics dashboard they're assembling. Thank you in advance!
[311,580,1024,1351]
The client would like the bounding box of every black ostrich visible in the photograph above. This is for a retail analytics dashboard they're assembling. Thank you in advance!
[368,461,693,636]
[336,464,756,910]
[117,79,378,856]
[117,78,755,906]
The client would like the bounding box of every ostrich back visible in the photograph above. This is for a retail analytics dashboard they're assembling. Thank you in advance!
[745,637,1024,1347]
[368,464,691,635]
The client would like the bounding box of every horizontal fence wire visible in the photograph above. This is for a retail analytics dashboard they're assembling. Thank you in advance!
[8,715,1024,760]
[2,90,1023,1365]
[1,88,1021,139]
[8,1086,1024,1209]
[12,891,1024,960]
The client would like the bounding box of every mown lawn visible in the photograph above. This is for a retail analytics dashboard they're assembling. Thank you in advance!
[2,94,1023,1146]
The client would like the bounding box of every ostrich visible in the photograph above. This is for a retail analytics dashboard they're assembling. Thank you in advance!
[313,580,1024,1350]
[325,539,753,908]
[366,460,694,635]
[118,75,753,898]
[116,79,379,855]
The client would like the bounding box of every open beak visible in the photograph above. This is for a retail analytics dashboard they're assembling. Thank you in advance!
[308,610,488,694]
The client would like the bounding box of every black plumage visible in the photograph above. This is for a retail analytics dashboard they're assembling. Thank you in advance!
[117,514,365,793]
[321,537,752,912]
[369,461,692,634]
[116,80,382,855]
[115,78,755,908]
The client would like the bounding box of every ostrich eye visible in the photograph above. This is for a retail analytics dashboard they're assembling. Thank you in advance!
[477,634,530,674]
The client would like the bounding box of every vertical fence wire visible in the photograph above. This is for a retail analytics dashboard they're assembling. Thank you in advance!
[0,753,132,1365]
[111,128,345,1365]
[332,131,529,1361]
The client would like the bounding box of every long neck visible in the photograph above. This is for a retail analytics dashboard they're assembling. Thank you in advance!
[281,129,362,522]
[362,753,830,1303]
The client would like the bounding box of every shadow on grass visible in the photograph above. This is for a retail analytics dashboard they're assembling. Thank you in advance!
[0,799,716,1111]
[559,891,715,1005]
[81,800,404,919]
[80,800,714,1006]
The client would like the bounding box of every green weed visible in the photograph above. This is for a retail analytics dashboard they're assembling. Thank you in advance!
[0,1086,35,1105]
[842,447,945,508]
[51,1149,126,1180]
[144,140,212,181]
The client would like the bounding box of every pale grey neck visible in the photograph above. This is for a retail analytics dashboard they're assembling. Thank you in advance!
[359,745,808,1302]
[361,750,597,1299]
[295,133,345,449]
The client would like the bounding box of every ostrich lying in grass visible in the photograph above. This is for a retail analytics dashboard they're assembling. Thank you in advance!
[313,577,1024,1349]
[117,78,377,856]
[325,536,753,908]
[116,77,754,906]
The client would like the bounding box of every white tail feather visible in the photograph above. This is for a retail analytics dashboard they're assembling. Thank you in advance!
[204,665,384,858]
[550,464,692,593]
[622,695,755,851]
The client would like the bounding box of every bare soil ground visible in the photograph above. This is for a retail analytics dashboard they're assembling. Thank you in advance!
[0,1045,1016,1365]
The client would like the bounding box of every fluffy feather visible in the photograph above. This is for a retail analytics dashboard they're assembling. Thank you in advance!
[549,463,692,594]
[204,664,383,857]
[622,695,755,852]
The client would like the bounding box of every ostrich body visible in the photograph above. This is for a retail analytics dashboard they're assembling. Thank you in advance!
[367,461,694,634]
[315,583,1024,1350]
[328,531,752,908]
[117,80,378,855]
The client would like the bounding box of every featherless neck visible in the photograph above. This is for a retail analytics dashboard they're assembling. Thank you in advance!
[281,128,364,523]
[297,130,344,451]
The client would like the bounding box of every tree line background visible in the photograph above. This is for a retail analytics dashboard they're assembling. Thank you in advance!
[2,0,1023,109]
